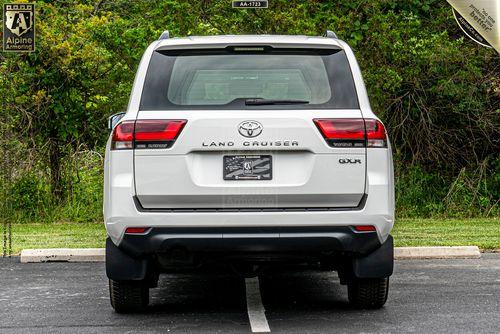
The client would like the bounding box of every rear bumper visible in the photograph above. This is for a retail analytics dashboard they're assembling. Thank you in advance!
[118,226,381,257]
[106,231,394,281]
[106,200,394,247]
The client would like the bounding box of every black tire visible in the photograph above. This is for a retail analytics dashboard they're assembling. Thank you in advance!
[109,279,149,313]
[347,277,389,309]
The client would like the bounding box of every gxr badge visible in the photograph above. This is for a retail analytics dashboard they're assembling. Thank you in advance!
[339,158,362,164]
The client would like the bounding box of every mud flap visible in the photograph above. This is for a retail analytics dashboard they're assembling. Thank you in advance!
[106,238,148,281]
[352,235,394,279]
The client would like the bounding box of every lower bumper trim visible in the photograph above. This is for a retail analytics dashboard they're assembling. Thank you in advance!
[119,226,381,258]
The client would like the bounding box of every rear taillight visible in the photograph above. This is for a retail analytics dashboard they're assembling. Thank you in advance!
[314,119,366,148]
[313,118,387,148]
[111,121,135,150]
[111,120,187,150]
[134,120,186,149]
[364,119,387,148]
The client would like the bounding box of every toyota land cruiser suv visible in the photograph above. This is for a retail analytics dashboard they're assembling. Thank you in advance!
[104,31,395,313]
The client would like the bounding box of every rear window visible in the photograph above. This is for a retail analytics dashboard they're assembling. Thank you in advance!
[140,48,359,110]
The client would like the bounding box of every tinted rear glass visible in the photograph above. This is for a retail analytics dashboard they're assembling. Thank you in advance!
[140,49,359,110]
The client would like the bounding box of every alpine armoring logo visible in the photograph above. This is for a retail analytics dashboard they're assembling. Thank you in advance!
[3,3,35,52]
[238,120,263,138]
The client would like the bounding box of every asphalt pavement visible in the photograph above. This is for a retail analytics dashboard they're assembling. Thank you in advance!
[1,254,499,333]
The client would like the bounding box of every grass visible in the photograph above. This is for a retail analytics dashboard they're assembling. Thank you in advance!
[1,218,499,255]
[3,222,106,255]
[393,217,500,250]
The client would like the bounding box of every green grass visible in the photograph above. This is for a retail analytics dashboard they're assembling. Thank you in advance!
[4,222,106,255]
[1,218,499,255]
[393,218,500,250]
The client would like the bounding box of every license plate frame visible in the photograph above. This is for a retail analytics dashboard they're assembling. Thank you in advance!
[223,155,272,180]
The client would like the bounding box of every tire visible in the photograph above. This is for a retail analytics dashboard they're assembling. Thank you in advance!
[109,279,149,313]
[347,277,389,309]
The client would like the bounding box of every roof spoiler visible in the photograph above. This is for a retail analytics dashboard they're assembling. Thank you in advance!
[159,30,337,40]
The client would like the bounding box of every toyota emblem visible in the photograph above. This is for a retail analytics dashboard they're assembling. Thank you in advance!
[238,120,263,138]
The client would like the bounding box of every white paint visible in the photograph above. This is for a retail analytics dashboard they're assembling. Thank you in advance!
[245,277,270,333]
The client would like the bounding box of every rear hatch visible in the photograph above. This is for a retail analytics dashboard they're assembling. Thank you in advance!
[131,45,366,209]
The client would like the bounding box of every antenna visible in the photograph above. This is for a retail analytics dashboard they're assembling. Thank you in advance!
[324,30,338,39]
[159,30,170,40]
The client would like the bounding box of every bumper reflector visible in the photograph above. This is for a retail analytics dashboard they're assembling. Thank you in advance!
[125,227,149,234]
[353,225,376,232]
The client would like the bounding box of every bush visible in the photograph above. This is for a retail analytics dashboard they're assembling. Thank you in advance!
[397,160,499,218]
[443,158,500,217]
[8,173,51,219]
[58,150,104,223]
[396,165,447,217]
[1,149,103,224]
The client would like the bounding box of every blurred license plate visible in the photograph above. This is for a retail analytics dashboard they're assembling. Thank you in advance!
[223,155,272,180]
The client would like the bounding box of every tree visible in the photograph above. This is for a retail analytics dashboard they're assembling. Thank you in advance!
[0,1,135,200]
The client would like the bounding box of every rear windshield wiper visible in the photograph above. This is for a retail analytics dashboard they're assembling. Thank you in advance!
[245,98,310,106]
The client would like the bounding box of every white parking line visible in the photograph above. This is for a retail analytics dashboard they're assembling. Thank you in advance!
[245,277,271,333]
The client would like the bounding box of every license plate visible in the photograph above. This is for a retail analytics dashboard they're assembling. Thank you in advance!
[223,155,272,180]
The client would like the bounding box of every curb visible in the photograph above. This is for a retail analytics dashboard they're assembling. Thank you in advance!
[20,248,105,263]
[20,246,481,263]
[394,246,481,260]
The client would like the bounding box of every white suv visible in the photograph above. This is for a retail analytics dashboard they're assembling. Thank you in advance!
[104,31,395,313]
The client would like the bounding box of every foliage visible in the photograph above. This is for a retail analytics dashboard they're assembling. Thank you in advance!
[0,0,133,199]
[0,0,498,222]
[0,149,103,224]
[396,161,499,217]
[395,165,448,217]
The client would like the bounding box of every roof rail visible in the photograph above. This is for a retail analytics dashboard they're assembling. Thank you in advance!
[324,30,338,39]
[159,30,170,40]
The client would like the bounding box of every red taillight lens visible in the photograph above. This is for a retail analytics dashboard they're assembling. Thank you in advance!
[314,119,365,139]
[135,120,187,141]
[111,119,187,150]
[314,119,366,148]
[313,118,387,148]
[111,121,135,150]
[125,227,149,234]
[365,119,387,147]
[353,225,377,232]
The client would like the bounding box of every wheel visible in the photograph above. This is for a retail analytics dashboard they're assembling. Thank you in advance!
[109,279,149,313]
[347,277,389,309]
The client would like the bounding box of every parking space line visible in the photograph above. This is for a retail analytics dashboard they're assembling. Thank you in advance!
[245,277,271,333]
